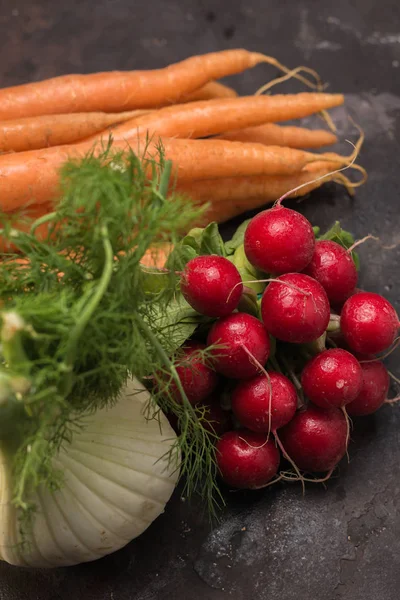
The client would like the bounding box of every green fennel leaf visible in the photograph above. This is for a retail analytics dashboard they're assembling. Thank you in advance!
[146,294,209,355]
[224,218,252,254]
[166,221,225,271]
[0,142,221,524]
[199,222,226,256]
[228,245,266,294]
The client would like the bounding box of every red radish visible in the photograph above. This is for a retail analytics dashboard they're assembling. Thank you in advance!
[180,255,243,317]
[197,396,232,435]
[301,348,363,408]
[340,292,399,355]
[231,372,297,432]
[244,206,315,275]
[303,240,357,305]
[170,341,218,405]
[347,360,390,416]
[166,411,179,434]
[261,273,330,343]
[167,396,231,436]
[331,287,364,317]
[216,430,280,489]
[280,405,348,472]
[207,313,270,379]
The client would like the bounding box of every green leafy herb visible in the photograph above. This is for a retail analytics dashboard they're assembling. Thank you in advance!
[236,287,260,318]
[147,295,211,355]
[224,218,252,255]
[228,245,266,294]
[198,223,226,256]
[312,226,320,237]
[166,221,226,270]
[0,143,221,523]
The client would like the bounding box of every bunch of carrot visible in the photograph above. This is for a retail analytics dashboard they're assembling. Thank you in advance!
[0,48,365,251]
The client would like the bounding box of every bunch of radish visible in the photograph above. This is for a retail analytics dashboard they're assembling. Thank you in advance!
[171,205,399,491]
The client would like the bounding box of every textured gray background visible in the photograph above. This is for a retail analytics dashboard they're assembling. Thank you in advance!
[0,0,399,598]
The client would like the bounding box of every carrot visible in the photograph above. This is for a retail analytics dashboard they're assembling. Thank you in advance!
[140,243,174,268]
[0,204,53,252]
[179,81,238,102]
[216,123,338,149]
[0,208,173,261]
[158,138,351,181]
[96,93,344,142]
[0,110,151,153]
[0,49,320,120]
[177,160,357,225]
[0,134,351,210]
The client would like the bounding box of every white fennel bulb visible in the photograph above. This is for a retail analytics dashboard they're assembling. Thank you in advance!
[0,378,179,567]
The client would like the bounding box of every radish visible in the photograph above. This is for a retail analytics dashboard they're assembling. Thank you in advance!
[216,430,280,489]
[261,273,330,343]
[340,292,399,354]
[231,372,297,432]
[180,255,243,317]
[279,405,347,472]
[330,287,364,316]
[170,341,218,405]
[244,206,315,274]
[197,396,232,435]
[347,360,390,416]
[303,240,357,305]
[207,313,270,379]
[301,348,363,409]
[167,395,231,435]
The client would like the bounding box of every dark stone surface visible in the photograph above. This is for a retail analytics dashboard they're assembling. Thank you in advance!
[0,0,399,598]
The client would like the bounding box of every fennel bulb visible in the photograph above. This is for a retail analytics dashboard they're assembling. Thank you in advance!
[0,378,179,567]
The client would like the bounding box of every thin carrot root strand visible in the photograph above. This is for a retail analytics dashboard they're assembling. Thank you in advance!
[255,55,322,90]
[320,109,337,133]
[346,116,366,158]
[333,174,357,195]
[274,141,362,208]
[255,66,323,95]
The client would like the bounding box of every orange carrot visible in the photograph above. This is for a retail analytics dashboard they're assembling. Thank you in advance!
[157,138,349,181]
[140,243,174,268]
[0,110,150,153]
[0,204,53,252]
[0,206,171,259]
[0,49,319,120]
[0,135,350,210]
[177,160,354,224]
[216,123,338,148]
[179,81,238,102]
[97,93,344,142]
